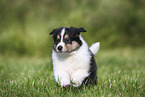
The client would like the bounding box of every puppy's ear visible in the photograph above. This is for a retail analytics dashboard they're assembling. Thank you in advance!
[50,27,63,35]
[78,27,87,33]
[49,29,56,35]
[70,27,87,36]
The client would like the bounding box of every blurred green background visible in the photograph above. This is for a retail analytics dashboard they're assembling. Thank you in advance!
[0,0,145,57]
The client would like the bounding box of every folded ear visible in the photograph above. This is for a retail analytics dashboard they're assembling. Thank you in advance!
[78,27,87,33]
[70,27,87,35]
[49,29,56,35]
[50,27,63,35]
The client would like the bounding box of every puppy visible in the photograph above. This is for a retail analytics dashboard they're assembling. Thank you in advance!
[50,27,100,87]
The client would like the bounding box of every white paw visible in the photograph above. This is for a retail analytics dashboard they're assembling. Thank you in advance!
[71,77,82,87]
[54,71,70,87]
[61,81,70,87]
[72,83,80,87]
[71,70,89,87]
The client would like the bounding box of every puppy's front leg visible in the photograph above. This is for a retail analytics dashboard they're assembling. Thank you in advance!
[54,71,70,87]
[71,70,89,87]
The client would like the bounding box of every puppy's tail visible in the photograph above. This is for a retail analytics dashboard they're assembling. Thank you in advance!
[89,42,100,56]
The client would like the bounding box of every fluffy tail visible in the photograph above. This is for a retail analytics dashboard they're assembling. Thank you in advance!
[89,42,100,56]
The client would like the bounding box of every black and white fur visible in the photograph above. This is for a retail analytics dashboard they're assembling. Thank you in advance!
[50,27,100,87]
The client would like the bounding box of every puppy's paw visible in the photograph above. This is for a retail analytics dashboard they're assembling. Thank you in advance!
[72,83,80,87]
[71,78,82,87]
[71,70,89,87]
[60,80,70,87]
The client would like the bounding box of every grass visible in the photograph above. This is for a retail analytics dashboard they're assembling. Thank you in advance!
[0,48,145,97]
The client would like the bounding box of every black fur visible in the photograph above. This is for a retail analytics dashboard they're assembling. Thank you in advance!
[82,50,97,86]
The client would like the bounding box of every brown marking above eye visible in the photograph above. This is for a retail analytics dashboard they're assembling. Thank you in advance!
[64,34,69,39]
[57,35,60,39]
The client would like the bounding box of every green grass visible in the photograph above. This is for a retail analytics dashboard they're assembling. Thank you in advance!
[0,48,145,97]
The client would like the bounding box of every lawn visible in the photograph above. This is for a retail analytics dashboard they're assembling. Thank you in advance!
[0,48,144,97]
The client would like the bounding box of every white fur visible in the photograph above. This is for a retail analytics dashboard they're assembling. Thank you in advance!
[89,42,100,56]
[52,35,91,87]
[56,28,65,52]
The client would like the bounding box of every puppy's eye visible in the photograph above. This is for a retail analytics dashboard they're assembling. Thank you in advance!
[64,38,70,43]
[54,39,60,43]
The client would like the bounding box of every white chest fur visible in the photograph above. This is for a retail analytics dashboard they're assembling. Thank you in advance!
[52,37,91,87]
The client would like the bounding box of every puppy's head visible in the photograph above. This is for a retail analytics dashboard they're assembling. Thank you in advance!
[50,27,86,54]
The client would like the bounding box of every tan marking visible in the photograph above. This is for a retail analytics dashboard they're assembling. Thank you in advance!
[57,35,60,39]
[64,34,69,39]
[63,41,80,53]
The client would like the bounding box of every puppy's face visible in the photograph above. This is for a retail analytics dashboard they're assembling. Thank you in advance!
[50,27,86,54]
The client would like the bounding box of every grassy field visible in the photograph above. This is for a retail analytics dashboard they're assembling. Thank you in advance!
[0,48,144,97]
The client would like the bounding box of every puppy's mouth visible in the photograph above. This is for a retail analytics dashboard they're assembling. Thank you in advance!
[56,47,80,54]
[57,50,69,54]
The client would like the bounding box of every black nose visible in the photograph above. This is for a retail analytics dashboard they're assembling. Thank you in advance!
[58,46,63,51]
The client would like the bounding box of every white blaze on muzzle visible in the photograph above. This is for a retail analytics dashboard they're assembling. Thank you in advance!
[56,28,65,52]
